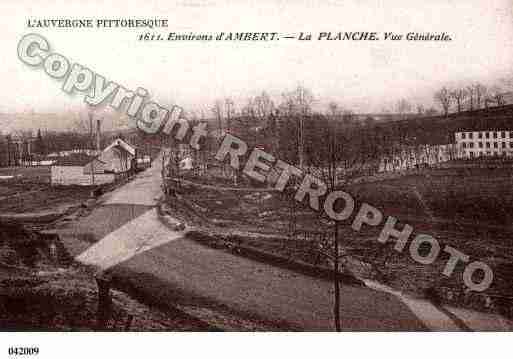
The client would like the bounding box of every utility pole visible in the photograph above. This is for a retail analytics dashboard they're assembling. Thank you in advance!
[96,118,101,153]
[225,98,233,134]
[298,86,305,170]
[88,111,95,185]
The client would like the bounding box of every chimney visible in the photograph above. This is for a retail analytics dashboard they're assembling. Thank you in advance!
[96,119,101,152]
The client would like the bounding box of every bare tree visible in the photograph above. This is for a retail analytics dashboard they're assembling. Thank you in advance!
[224,98,234,133]
[395,98,412,117]
[328,102,340,119]
[305,115,383,331]
[490,86,506,106]
[466,85,475,111]
[253,91,275,119]
[211,100,224,141]
[450,88,468,113]
[279,86,314,169]
[434,87,452,116]
[474,83,487,109]
[280,86,314,117]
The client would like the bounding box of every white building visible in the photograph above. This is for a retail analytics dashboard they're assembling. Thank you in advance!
[98,138,136,173]
[50,138,138,185]
[50,154,114,186]
[455,130,513,158]
[378,143,462,172]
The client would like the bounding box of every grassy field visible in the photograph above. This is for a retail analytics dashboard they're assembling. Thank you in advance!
[351,167,513,227]
[0,182,93,214]
[0,166,93,215]
[172,166,513,314]
[0,166,51,183]
[0,223,209,330]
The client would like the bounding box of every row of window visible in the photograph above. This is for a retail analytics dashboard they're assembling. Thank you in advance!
[462,142,513,149]
[467,151,512,158]
[459,131,513,140]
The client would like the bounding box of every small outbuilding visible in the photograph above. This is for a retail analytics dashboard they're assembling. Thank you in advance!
[50,153,114,186]
[99,138,137,174]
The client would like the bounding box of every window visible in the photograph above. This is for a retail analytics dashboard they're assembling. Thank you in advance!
[469,132,474,139]
[469,142,474,148]
[493,132,498,139]
[469,151,474,158]
[462,133,466,139]
[502,142,506,148]
[478,132,483,139]
[486,132,490,139]
[486,142,491,148]
[510,142,513,148]
[463,143,467,148]
[479,142,483,148]
[494,142,499,148]
[502,131,506,138]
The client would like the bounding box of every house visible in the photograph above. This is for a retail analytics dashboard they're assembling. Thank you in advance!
[455,129,513,158]
[50,153,114,186]
[378,144,462,172]
[98,138,136,173]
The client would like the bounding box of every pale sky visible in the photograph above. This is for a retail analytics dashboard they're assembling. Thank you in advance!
[0,0,512,130]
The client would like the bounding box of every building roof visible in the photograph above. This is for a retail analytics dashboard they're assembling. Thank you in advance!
[54,153,104,166]
[103,138,136,156]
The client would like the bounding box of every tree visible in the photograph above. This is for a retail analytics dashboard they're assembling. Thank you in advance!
[305,114,383,331]
[395,99,412,117]
[466,85,475,111]
[279,86,314,117]
[224,98,235,133]
[434,87,452,116]
[279,86,314,169]
[35,129,46,155]
[474,83,487,109]
[450,88,468,113]
[490,86,505,107]
[341,110,355,127]
[253,91,275,119]
[211,100,224,142]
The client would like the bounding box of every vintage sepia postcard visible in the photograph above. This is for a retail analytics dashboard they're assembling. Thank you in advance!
[0,0,512,357]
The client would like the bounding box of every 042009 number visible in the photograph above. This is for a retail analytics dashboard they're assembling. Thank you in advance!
[8,347,39,356]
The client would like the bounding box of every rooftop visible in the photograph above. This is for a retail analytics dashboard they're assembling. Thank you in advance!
[54,153,104,166]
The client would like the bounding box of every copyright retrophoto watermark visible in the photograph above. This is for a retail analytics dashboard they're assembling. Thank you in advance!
[3,2,513,358]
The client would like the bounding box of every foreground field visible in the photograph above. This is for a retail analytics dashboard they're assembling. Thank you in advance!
[0,223,208,330]
[0,166,51,183]
[171,166,513,315]
[0,182,92,215]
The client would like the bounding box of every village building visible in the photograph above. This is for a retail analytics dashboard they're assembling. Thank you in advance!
[98,138,137,173]
[455,130,513,158]
[50,153,114,186]
[50,138,139,186]
[378,144,463,172]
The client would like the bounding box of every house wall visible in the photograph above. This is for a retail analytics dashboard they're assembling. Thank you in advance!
[378,143,463,172]
[51,165,115,186]
[455,130,513,158]
[99,148,135,173]
[83,159,106,174]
